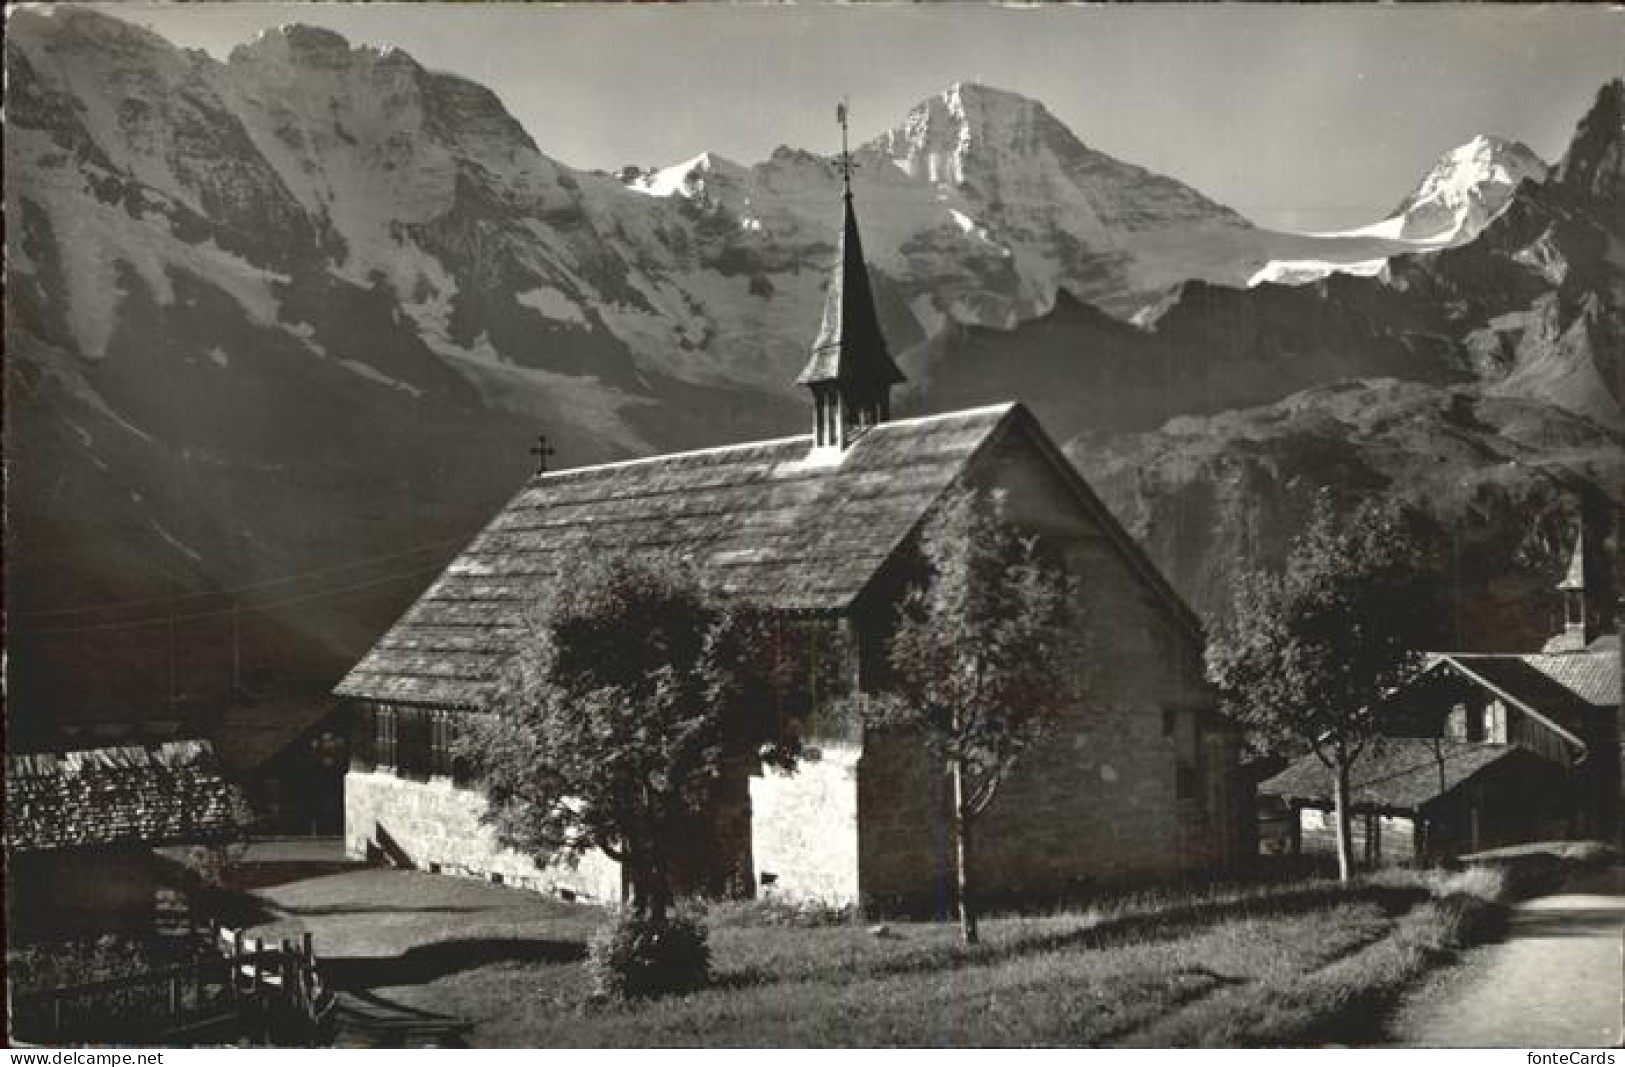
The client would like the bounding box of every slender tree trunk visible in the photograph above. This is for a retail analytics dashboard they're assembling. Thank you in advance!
[629,853,673,925]
[951,756,979,945]
[1332,757,1356,883]
[648,853,671,926]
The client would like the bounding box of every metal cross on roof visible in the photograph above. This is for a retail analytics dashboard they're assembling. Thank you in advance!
[529,434,556,476]
[836,99,858,199]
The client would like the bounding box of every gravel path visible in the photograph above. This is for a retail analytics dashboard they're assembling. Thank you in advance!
[1386,865,1624,1048]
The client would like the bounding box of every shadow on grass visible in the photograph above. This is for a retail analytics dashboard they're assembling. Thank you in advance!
[707,881,1427,996]
[225,860,369,891]
[325,937,587,989]
[330,988,475,1049]
[1087,966,1251,1045]
[862,881,1429,983]
[275,904,498,917]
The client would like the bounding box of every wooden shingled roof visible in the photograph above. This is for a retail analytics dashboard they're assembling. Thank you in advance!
[338,403,1043,710]
[1261,739,1529,812]
[5,741,251,853]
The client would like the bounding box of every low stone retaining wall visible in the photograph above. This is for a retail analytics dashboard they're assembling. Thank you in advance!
[345,771,621,902]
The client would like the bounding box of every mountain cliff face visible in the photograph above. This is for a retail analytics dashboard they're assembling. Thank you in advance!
[4,5,1620,727]
[1065,82,1625,647]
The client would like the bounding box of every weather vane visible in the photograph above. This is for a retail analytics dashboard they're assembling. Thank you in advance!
[836,98,857,199]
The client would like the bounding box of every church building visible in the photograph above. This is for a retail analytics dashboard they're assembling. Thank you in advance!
[335,159,1250,908]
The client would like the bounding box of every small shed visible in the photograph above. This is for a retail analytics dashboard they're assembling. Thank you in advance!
[4,741,252,936]
[1262,738,1581,864]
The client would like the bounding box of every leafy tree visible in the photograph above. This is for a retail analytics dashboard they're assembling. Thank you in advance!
[1206,495,1438,882]
[857,486,1084,944]
[461,552,794,927]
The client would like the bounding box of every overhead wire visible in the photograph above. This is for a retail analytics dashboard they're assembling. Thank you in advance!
[11,560,452,638]
[10,531,479,620]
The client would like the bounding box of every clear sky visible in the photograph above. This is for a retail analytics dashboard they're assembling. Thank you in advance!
[78,2,1625,231]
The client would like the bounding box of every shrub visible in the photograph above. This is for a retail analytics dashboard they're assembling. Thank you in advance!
[587,910,711,1001]
[1428,891,1507,950]
[7,933,197,993]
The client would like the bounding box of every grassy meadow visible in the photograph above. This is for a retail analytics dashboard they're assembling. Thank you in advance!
[250,851,1607,1047]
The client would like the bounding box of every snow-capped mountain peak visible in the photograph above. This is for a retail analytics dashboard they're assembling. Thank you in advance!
[877,82,1058,186]
[625,151,746,200]
[1387,134,1548,242]
[1248,134,1550,287]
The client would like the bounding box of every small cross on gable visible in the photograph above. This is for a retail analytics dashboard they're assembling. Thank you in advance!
[529,434,556,476]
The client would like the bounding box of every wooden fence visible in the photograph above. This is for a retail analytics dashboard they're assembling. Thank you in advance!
[11,925,335,1046]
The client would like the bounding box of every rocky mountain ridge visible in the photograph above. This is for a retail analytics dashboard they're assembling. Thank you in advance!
[5,6,1619,728]
[1073,83,1624,649]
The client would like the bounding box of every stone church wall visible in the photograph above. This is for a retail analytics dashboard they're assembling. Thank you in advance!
[345,770,622,902]
[847,426,1250,908]
[748,741,862,904]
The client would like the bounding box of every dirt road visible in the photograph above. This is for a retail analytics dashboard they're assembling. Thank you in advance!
[1386,866,1624,1047]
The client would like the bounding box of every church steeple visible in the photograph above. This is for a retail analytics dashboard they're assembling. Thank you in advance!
[1556,525,1597,649]
[796,103,905,451]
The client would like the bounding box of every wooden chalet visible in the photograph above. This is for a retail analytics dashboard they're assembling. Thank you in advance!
[1264,528,1622,863]
[4,741,252,935]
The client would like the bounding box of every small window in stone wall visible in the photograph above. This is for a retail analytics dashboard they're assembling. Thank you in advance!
[429,710,452,779]
[1175,762,1198,801]
[396,707,433,782]
[1203,733,1227,819]
[376,707,398,769]
[1171,709,1198,763]
[768,619,856,742]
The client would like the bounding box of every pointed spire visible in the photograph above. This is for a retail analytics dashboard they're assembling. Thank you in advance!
[1547,520,1600,653]
[1558,526,1587,591]
[796,103,905,451]
[797,196,903,390]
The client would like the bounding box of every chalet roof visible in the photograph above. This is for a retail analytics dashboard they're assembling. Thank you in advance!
[335,401,1203,711]
[208,698,344,772]
[1261,739,1526,812]
[796,194,905,390]
[1434,650,1617,744]
[4,741,251,853]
